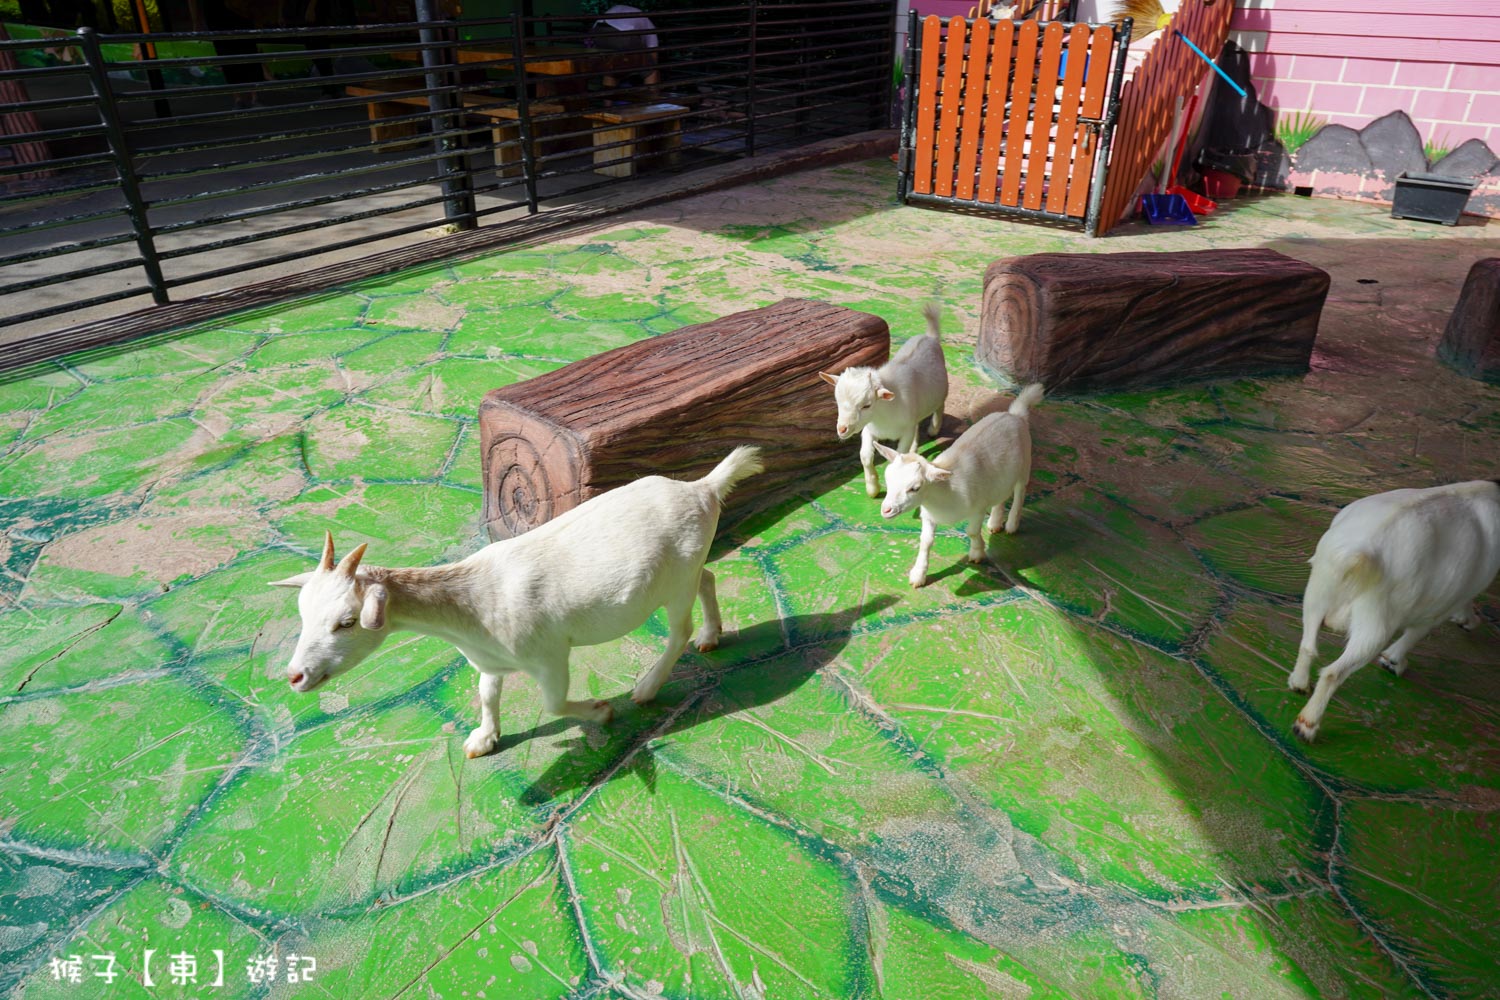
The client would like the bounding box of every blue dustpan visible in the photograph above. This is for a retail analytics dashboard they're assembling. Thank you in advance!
[1140,193,1197,225]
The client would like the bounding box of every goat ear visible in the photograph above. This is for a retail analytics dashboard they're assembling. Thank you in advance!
[927,466,954,482]
[817,370,839,387]
[336,542,368,578]
[268,572,313,589]
[876,387,895,400]
[360,582,389,630]
[873,442,900,462]
[319,530,336,572]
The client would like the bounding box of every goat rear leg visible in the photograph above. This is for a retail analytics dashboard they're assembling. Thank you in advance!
[1293,628,1388,743]
[693,567,722,652]
[632,593,693,705]
[464,669,505,759]
[1002,480,1026,535]
[964,514,987,565]
[1378,624,1433,677]
[1449,603,1481,631]
[927,406,942,437]
[535,652,613,725]
[1288,598,1324,694]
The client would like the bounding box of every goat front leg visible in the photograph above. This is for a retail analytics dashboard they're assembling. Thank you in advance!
[860,424,880,497]
[1003,480,1026,534]
[909,510,937,588]
[464,669,505,759]
[535,650,613,724]
[632,591,694,705]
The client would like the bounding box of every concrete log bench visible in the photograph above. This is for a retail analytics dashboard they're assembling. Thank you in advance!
[1437,258,1500,381]
[977,249,1331,392]
[478,298,889,541]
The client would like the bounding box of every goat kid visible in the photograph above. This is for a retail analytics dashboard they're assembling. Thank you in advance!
[1289,479,1500,742]
[819,301,949,498]
[877,383,1044,588]
[270,446,764,759]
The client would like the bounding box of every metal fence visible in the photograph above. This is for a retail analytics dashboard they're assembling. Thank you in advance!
[0,0,896,346]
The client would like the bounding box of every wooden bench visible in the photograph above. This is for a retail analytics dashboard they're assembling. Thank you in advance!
[477,298,889,541]
[344,80,563,174]
[581,102,688,177]
[1437,258,1500,381]
[977,249,1331,392]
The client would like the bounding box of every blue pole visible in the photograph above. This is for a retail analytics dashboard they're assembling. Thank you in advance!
[1174,30,1246,97]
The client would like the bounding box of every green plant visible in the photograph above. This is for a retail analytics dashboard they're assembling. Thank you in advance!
[1424,133,1452,164]
[1273,109,1326,154]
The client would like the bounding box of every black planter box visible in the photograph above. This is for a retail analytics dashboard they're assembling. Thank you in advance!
[1391,172,1478,225]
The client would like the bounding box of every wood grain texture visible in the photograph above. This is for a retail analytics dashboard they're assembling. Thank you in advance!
[977,249,1331,392]
[1437,258,1500,381]
[478,298,890,540]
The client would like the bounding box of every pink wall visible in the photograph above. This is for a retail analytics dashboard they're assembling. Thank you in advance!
[1231,0,1500,151]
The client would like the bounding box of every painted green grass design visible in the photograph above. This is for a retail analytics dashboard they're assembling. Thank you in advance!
[1,161,1497,999]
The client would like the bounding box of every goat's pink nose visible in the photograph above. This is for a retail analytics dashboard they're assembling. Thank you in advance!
[289,671,305,686]
[836,424,848,435]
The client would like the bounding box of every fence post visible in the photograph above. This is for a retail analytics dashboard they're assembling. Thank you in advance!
[896,8,918,202]
[746,0,758,157]
[416,0,477,230]
[510,11,541,213]
[76,27,169,306]
[1084,18,1131,237]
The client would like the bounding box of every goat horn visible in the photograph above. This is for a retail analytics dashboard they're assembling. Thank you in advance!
[319,530,336,572]
[337,542,369,578]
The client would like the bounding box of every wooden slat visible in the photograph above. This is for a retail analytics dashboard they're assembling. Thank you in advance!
[1096,0,1234,234]
[1023,21,1065,212]
[954,18,991,201]
[1065,23,1114,220]
[1046,23,1090,217]
[1000,19,1039,208]
[933,16,969,198]
[912,15,944,196]
[976,18,1016,205]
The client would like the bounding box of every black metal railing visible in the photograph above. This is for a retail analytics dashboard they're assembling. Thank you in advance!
[0,0,896,346]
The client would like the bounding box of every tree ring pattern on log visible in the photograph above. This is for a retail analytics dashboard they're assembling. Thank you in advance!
[484,432,558,539]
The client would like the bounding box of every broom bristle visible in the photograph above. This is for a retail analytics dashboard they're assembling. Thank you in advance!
[1114,0,1172,41]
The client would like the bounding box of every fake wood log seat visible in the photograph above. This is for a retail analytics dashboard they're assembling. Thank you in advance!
[1437,258,1500,381]
[477,298,890,540]
[977,249,1331,392]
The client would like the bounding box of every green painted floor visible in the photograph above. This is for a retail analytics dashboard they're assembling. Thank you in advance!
[2,161,1499,1000]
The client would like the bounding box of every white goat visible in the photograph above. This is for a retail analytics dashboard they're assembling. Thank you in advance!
[819,301,949,498]
[1288,480,1500,742]
[269,446,763,759]
[876,383,1045,588]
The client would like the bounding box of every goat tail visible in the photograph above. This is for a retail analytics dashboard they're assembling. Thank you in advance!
[1008,383,1045,418]
[702,445,764,502]
[921,300,943,341]
[1329,548,1382,593]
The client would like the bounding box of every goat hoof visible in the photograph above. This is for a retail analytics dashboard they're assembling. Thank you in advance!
[908,574,927,589]
[1378,654,1406,677]
[463,729,499,759]
[866,485,881,499]
[1287,676,1311,694]
[1291,716,1318,743]
[592,699,614,724]
[695,639,719,653]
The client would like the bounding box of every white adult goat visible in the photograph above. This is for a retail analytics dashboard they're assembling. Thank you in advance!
[270,446,763,758]
[1289,479,1500,742]
[819,301,949,498]
[876,383,1045,588]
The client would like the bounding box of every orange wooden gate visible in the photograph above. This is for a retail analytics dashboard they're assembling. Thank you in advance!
[898,13,1129,235]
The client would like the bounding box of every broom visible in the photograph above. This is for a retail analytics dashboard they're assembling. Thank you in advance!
[1114,0,1173,44]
